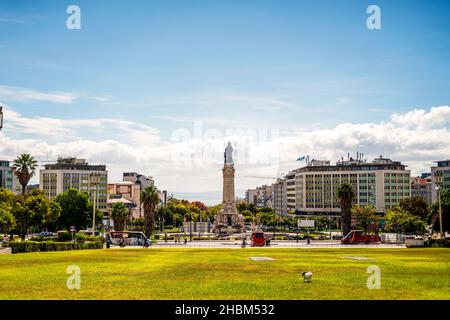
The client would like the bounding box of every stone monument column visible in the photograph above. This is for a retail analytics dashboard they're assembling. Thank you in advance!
[213,142,245,235]
[222,165,235,203]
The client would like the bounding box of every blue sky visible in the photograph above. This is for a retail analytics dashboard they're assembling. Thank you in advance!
[0,0,449,203]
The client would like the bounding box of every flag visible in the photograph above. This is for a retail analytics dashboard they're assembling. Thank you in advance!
[297,156,306,161]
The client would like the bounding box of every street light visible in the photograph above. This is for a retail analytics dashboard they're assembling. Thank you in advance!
[0,106,3,130]
[189,212,193,242]
[90,172,101,235]
[328,206,332,240]
[436,185,444,238]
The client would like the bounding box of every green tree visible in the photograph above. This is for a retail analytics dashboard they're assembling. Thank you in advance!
[240,209,254,223]
[55,188,92,230]
[0,188,15,234]
[399,196,430,221]
[208,204,222,223]
[385,207,426,235]
[256,210,279,229]
[431,189,450,233]
[141,185,160,237]
[237,202,257,215]
[12,190,61,240]
[337,183,355,236]
[351,205,380,234]
[111,202,129,231]
[12,153,38,195]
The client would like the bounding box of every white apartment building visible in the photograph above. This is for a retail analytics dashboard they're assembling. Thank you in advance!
[431,160,450,203]
[273,156,411,217]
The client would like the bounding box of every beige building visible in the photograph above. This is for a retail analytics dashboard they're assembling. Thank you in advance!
[107,181,139,218]
[411,174,432,206]
[272,178,287,217]
[273,156,411,216]
[245,184,273,209]
[40,157,108,211]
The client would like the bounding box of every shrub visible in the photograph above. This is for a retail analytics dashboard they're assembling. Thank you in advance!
[425,238,450,248]
[9,240,103,253]
[74,233,105,244]
[29,236,55,242]
[57,231,73,242]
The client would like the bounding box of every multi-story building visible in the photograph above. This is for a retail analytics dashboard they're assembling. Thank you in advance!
[272,178,287,217]
[273,156,411,217]
[286,172,296,213]
[245,189,257,205]
[294,156,410,216]
[411,174,432,206]
[107,181,139,218]
[245,185,273,208]
[431,160,450,203]
[123,172,154,189]
[0,160,14,191]
[0,160,20,193]
[121,172,156,218]
[40,157,108,211]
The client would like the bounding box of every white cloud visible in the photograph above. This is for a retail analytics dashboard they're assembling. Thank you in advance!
[0,85,78,104]
[1,105,449,203]
[390,106,450,129]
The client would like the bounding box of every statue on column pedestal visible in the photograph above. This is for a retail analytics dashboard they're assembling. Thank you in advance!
[213,142,245,235]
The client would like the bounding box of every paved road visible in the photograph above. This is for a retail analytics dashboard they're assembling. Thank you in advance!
[111,240,406,249]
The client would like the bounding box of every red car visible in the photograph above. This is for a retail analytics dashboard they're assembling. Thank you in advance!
[341,230,380,244]
[251,231,266,247]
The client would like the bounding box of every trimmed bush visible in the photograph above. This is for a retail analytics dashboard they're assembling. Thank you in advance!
[9,240,103,254]
[57,231,73,242]
[425,238,450,248]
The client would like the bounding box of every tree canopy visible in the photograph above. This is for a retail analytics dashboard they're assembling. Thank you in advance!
[55,188,94,231]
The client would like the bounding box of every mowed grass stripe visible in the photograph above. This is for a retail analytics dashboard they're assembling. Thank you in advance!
[0,248,448,300]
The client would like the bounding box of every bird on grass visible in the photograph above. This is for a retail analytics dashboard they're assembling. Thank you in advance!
[302,271,313,283]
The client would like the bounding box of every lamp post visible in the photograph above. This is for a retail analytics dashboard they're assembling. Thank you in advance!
[328,207,332,240]
[189,212,193,242]
[90,172,101,235]
[436,185,444,238]
[0,106,4,130]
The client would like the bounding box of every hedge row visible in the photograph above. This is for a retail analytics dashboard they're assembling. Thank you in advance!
[9,241,103,254]
[424,238,450,248]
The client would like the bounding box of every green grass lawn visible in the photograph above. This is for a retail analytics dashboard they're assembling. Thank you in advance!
[0,248,449,300]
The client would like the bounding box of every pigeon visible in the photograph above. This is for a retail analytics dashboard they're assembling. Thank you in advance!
[302,271,313,283]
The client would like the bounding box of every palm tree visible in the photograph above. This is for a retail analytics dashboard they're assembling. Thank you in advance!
[111,202,130,231]
[141,185,160,238]
[337,183,355,237]
[12,153,38,195]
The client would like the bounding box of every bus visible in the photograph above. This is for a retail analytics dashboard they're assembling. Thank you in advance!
[107,231,151,247]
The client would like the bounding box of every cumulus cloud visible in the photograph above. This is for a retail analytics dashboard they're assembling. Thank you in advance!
[0,105,449,201]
